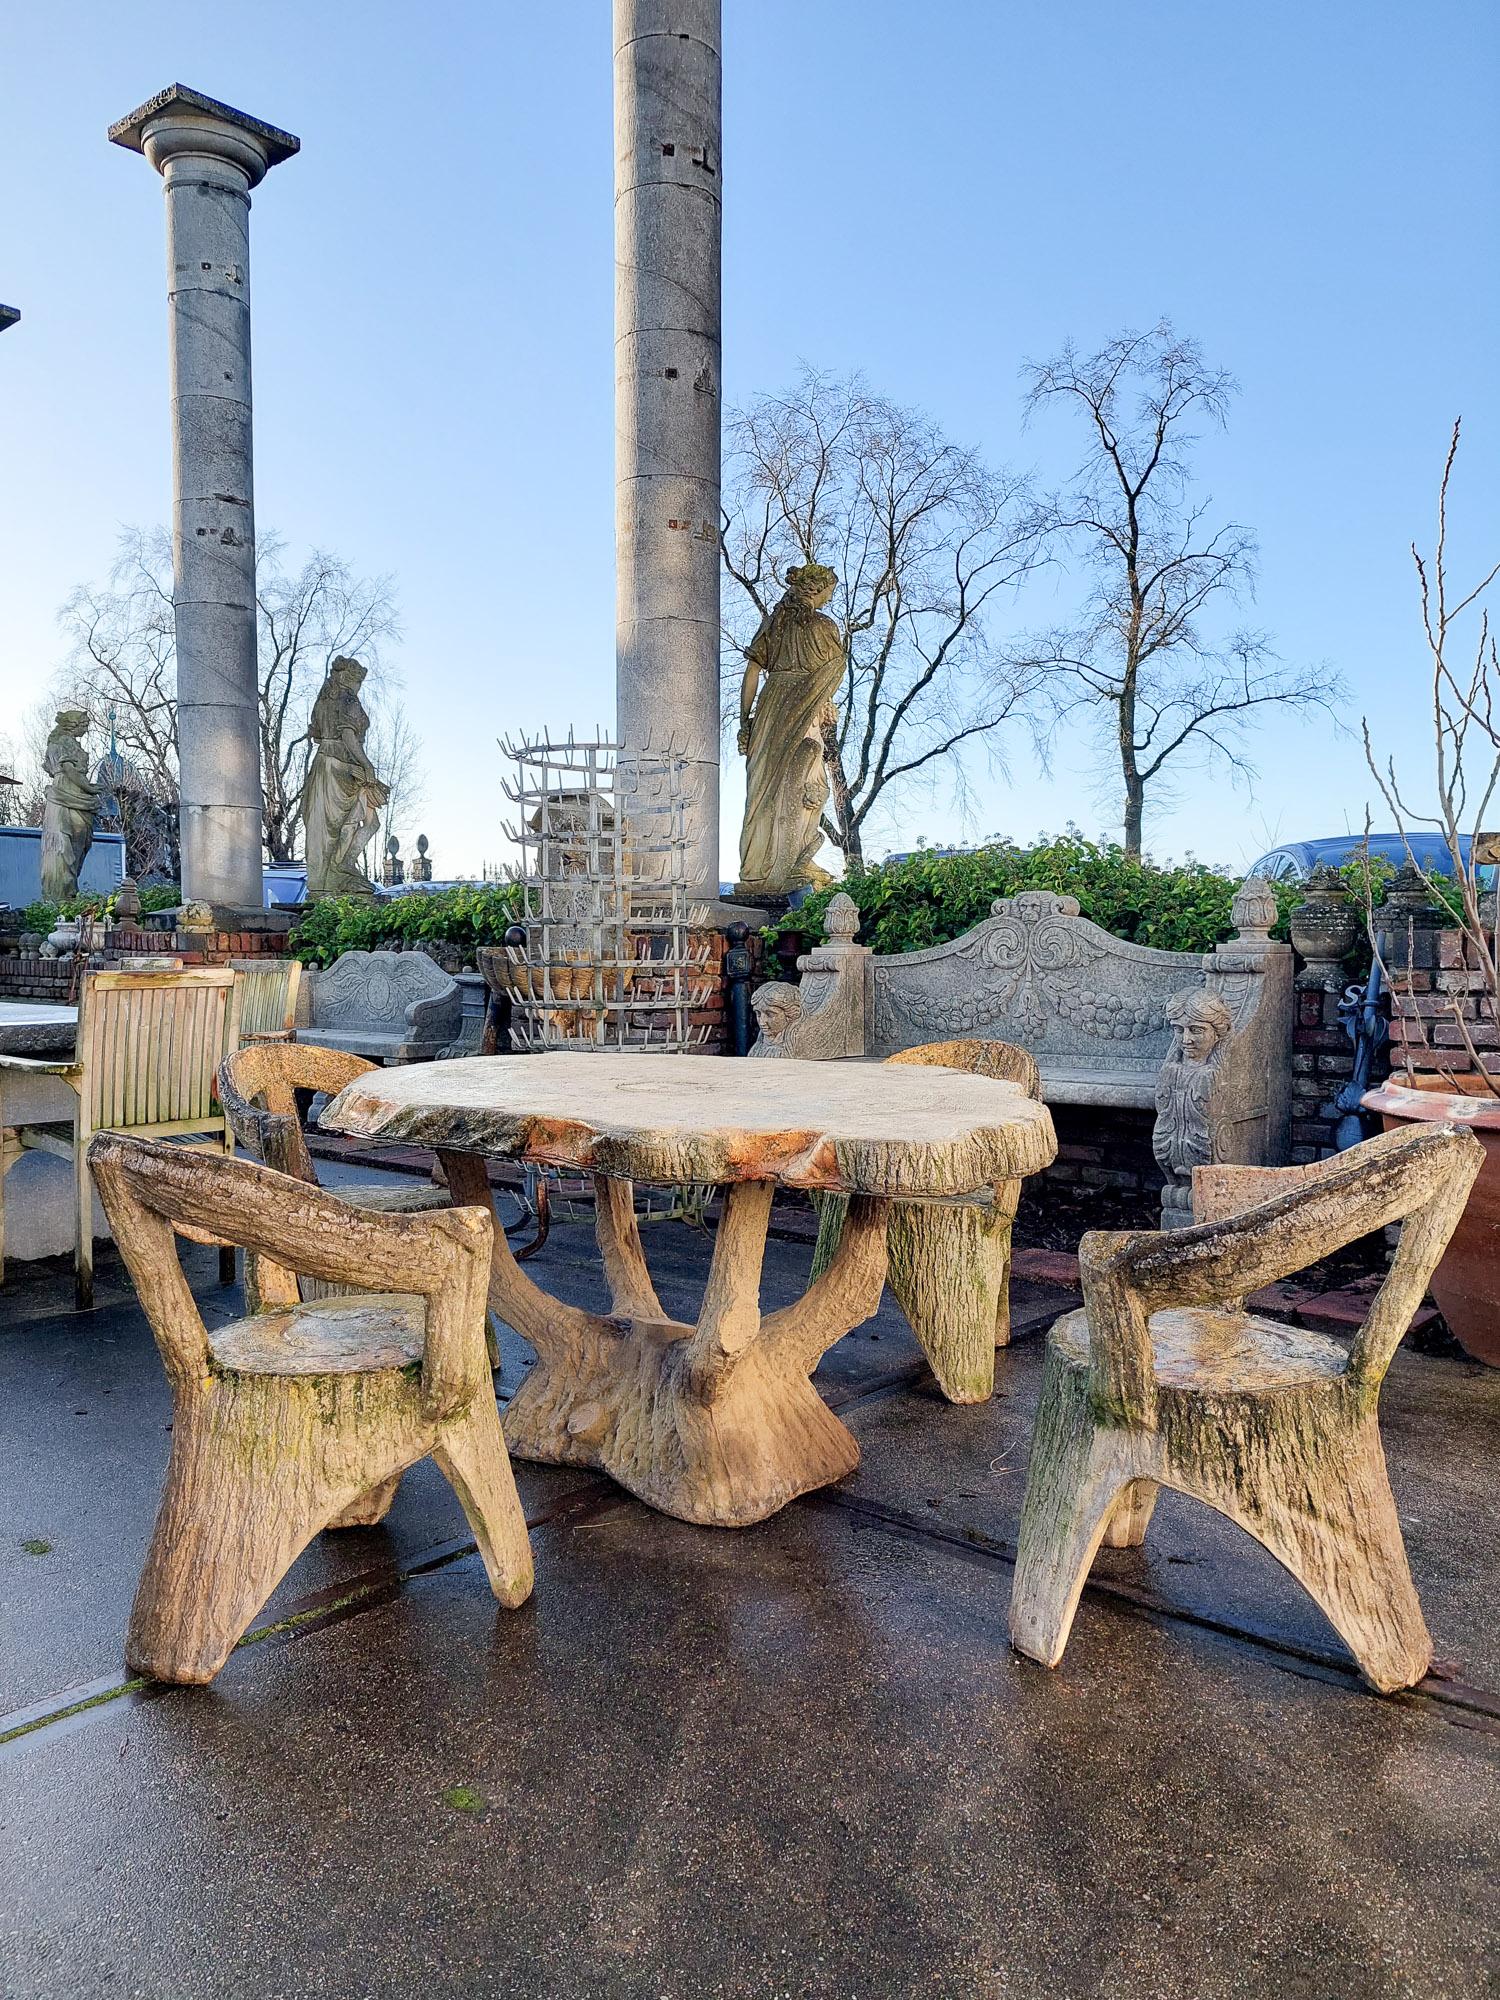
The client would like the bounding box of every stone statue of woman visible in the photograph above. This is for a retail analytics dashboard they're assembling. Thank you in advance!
[40,709,101,902]
[1153,989,1235,1222]
[303,657,390,901]
[734,563,844,902]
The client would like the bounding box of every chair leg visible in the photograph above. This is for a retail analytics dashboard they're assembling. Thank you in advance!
[126,1407,326,1684]
[1009,1356,1140,1667]
[888,1200,1012,1404]
[432,1391,534,1609]
[1213,1421,1432,1694]
[75,1145,94,1311]
[1101,1478,1160,1549]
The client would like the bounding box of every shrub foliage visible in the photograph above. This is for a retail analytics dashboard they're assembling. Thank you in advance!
[291,884,524,967]
[765,836,1306,956]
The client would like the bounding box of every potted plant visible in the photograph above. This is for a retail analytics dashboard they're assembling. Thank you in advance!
[1360,421,1500,1364]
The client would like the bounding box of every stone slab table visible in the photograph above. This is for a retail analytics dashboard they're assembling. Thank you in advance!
[0,1003,77,1058]
[320,1052,1058,1526]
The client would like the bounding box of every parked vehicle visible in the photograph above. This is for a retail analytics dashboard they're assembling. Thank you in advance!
[1246,833,1484,883]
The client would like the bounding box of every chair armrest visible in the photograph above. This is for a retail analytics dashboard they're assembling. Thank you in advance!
[405,986,461,1039]
[88,1134,494,1419]
[1081,1125,1484,1419]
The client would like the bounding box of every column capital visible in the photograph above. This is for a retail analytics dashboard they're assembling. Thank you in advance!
[109,84,299,189]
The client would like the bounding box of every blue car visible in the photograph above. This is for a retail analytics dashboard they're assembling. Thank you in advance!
[1246,834,1486,884]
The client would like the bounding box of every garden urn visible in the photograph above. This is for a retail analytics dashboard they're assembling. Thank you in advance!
[1289,866,1358,988]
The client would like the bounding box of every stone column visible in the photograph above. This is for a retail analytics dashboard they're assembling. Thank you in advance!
[614,0,722,894]
[109,87,299,914]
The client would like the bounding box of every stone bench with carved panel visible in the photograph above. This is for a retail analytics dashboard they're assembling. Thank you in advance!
[786,881,1293,1229]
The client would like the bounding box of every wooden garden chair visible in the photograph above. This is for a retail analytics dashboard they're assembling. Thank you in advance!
[231,956,303,1044]
[0,966,241,1308]
[218,1041,454,1311]
[813,1038,1042,1402]
[1008,1123,1483,1693]
[87,1130,533,1685]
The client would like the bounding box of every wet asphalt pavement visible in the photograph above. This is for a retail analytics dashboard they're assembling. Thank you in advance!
[3,1176,1498,1998]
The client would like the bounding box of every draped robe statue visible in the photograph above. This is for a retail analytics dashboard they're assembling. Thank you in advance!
[40,710,101,902]
[304,658,389,902]
[735,563,844,901]
[1152,990,1235,1220]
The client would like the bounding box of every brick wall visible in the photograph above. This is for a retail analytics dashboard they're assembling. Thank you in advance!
[1388,928,1499,1082]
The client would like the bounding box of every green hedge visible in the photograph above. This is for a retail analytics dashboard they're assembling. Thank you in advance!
[765,837,1308,956]
[291,884,524,968]
[19,886,180,935]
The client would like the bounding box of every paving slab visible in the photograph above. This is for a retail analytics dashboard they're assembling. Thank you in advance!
[0,1205,924,1713]
[840,1319,1500,1693]
[2,1500,1496,2000]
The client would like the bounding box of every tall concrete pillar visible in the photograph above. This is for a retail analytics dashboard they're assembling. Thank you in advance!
[614,1,722,894]
[110,86,299,914]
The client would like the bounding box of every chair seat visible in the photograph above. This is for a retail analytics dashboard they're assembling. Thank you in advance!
[1050,1304,1349,1393]
[209,1294,426,1376]
[339,1181,452,1215]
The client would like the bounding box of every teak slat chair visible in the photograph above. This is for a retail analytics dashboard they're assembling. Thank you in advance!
[0,966,241,1308]
[232,956,303,1045]
[217,1042,454,1313]
[813,1038,1043,1402]
[1008,1123,1483,1694]
[88,1131,533,1685]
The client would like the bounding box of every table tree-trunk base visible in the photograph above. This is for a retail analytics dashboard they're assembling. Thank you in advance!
[439,1155,889,1529]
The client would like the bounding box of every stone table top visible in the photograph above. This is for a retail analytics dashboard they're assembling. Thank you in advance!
[320,1052,1058,1199]
[0,1003,78,1058]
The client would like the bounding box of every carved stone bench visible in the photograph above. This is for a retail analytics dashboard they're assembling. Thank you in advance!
[784,883,1293,1228]
[299,950,463,1066]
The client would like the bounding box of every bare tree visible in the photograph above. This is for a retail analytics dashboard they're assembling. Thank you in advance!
[365,698,428,879]
[1363,419,1500,1091]
[48,528,412,877]
[53,529,182,876]
[722,368,1051,868]
[1021,321,1342,858]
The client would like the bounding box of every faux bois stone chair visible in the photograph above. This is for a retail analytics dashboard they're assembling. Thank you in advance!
[217,1041,454,1313]
[1008,1123,1483,1694]
[88,1131,533,1685]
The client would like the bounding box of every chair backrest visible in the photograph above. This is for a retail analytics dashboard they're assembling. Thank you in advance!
[886,1037,1042,1100]
[88,1131,493,1413]
[76,967,240,1143]
[232,958,303,1043]
[1080,1123,1485,1422]
[218,1041,379,1183]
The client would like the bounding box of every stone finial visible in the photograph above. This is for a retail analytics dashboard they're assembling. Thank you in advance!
[824,891,859,944]
[1231,877,1279,944]
[114,877,142,924]
[408,834,433,883]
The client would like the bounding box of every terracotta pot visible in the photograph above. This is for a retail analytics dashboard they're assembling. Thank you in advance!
[1362,1074,1500,1365]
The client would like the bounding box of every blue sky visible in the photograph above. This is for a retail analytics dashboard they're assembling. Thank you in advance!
[2,0,1495,878]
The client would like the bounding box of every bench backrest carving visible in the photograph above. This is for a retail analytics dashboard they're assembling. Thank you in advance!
[865,893,1194,1073]
[309,949,459,1036]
